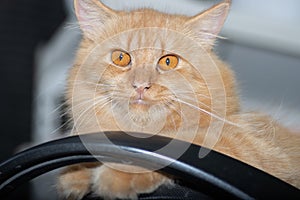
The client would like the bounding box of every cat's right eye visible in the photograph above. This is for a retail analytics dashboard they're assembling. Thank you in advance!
[111,50,131,67]
[158,55,179,71]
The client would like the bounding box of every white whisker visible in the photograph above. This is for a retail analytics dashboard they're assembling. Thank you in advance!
[51,100,69,115]
[72,80,115,88]
[171,97,241,127]
[64,22,81,31]
[176,92,211,100]
[49,97,108,135]
[71,96,112,134]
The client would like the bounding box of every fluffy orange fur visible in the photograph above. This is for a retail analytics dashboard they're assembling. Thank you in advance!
[58,0,300,199]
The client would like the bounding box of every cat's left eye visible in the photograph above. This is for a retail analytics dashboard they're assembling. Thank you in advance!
[111,50,131,67]
[158,55,179,71]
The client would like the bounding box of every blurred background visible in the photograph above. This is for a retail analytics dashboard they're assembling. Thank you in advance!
[0,0,299,199]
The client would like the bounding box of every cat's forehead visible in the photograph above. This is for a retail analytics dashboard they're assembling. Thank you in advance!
[109,30,186,57]
[123,9,188,29]
[104,10,190,54]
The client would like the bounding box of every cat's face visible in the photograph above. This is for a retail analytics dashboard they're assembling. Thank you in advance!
[67,0,239,135]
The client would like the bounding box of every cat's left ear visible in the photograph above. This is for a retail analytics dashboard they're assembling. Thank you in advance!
[186,0,231,49]
[74,0,116,39]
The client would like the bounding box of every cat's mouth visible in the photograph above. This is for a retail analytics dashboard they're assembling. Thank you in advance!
[129,98,153,110]
[128,101,150,113]
[130,99,152,109]
[129,93,152,106]
[131,99,149,105]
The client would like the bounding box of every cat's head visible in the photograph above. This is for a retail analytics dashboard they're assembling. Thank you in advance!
[67,0,239,135]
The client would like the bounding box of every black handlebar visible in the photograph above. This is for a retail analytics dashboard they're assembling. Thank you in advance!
[0,132,299,199]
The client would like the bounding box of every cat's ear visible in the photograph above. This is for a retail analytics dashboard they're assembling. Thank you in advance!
[74,0,116,39]
[186,0,231,49]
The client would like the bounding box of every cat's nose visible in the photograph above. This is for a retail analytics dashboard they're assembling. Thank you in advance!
[132,82,152,99]
[133,82,152,91]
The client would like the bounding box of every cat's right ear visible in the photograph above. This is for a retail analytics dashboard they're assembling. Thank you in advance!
[185,0,231,50]
[74,0,116,39]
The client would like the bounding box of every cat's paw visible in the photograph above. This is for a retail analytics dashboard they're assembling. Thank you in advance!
[57,165,93,200]
[92,165,172,200]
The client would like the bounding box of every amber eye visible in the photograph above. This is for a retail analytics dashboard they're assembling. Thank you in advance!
[111,50,131,67]
[158,55,179,71]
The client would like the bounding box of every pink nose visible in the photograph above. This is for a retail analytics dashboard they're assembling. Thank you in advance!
[133,83,151,99]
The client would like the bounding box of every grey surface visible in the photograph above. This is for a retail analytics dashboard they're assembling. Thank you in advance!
[218,40,300,104]
[217,40,300,127]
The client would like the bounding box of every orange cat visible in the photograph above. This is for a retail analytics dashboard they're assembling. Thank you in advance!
[57,0,300,199]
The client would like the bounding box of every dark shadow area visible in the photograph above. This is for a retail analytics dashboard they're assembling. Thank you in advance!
[0,0,66,198]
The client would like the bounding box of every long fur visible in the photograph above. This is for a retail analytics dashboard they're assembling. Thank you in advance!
[57,1,300,199]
